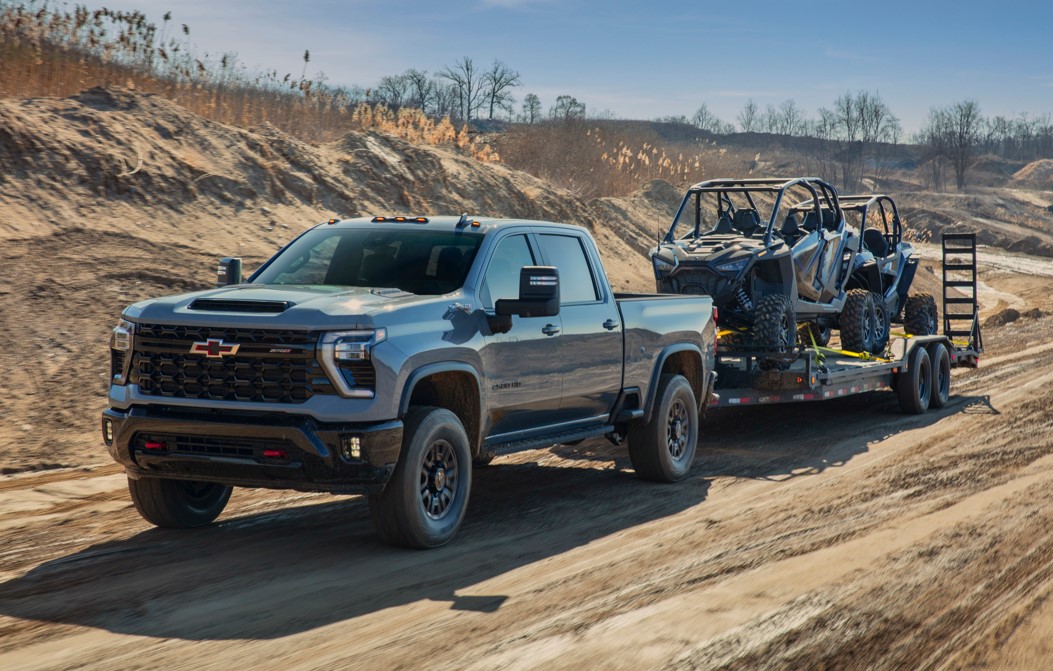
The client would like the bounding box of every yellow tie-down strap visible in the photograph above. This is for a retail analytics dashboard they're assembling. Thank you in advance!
[890,331,972,348]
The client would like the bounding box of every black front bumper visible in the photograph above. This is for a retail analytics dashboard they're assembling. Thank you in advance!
[102,407,403,494]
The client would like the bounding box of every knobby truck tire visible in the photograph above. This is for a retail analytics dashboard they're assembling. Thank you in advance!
[753,294,796,371]
[368,406,471,549]
[840,288,876,353]
[628,374,699,483]
[904,293,938,336]
[127,477,232,528]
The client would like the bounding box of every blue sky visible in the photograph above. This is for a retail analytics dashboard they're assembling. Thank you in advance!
[97,0,1053,132]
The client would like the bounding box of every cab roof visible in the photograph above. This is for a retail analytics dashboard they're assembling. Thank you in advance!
[317,215,585,235]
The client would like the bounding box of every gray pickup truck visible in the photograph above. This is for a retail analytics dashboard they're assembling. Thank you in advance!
[103,215,717,547]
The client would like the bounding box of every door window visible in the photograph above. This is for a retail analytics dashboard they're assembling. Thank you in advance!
[481,234,536,308]
[538,234,599,304]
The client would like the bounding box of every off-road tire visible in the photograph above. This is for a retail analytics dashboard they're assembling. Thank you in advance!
[369,406,471,548]
[802,322,831,348]
[904,293,938,336]
[628,374,698,483]
[840,289,876,353]
[127,477,232,528]
[928,342,951,408]
[870,292,891,352]
[752,294,797,370]
[896,345,932,414]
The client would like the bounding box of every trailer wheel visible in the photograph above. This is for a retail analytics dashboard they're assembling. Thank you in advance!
[840,289,875,353]
[628,374,698,482]
[928,342,951,408]
[904,294,938,336]
[368,406,471,548]
[896,346,932,414]
[753,294,797,370]
[127,477,232,528]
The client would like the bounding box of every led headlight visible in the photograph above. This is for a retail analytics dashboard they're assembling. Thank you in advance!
[110,318,135,351]
[715,259,748,274]
[318,329,386,398]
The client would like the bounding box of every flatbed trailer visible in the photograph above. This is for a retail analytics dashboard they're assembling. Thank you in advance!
[708,234,983,414]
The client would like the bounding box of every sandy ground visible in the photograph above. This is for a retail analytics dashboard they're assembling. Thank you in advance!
[0,244,1051,670]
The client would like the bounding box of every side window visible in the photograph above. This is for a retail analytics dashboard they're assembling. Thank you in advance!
[481,235,535,308]
[538,234,599,304]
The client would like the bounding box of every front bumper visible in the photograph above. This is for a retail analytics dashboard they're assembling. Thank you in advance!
[102,407,403,494]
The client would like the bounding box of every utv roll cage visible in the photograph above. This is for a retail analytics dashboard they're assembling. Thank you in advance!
[794,193,903,257]
[663,177,842,249]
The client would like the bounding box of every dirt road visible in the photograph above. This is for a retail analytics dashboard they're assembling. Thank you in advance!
[1,266,1052,670]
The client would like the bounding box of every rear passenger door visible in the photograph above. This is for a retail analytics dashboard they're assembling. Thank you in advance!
[536,232,622,424]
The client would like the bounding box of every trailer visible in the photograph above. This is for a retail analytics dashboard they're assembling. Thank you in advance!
[709,234,983,414]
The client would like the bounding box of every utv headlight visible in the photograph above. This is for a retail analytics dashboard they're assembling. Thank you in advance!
[318,329,386,398]
[715,259,748,274]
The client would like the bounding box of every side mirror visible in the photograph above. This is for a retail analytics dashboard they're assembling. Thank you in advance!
[495,266,559,318]
[216,257,242,287]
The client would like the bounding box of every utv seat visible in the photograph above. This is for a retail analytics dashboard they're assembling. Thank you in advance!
[801,211,820,232]
[731,209,762,237]
[863,229,890,257]
[712,213,734,234]
[780,213,803,246]
[821,209,841,232]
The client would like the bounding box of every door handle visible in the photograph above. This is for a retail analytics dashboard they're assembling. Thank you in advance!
[542,324,561,336]
[603,319,620,330]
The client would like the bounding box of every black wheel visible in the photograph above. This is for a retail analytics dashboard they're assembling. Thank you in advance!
[127,477,232,528]
[628,374,699,482]
[752,294,797,370]
[904,294,938,336]
[840,288,876,353]
[896,346,932,414]
[870,292,891,352]
[928,342,951,408]
[368,407,471,548]
[802,322,831,347]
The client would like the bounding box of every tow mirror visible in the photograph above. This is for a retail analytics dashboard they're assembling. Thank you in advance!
[495,266,560,318]
[216,257,243,287]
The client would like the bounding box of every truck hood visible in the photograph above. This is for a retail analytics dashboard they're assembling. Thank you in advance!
[123,284,453,329]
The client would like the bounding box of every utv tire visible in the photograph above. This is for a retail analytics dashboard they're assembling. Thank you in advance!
[369,407,471,548]
[928,342,951,409]
[840,289,876,353]
[896,345,932,414]
[753,294,797,370]
[870,292,891,352]
[803,322,831,348]
[904,294,938,336]
[127,477,232,528]
[628,374,698,483]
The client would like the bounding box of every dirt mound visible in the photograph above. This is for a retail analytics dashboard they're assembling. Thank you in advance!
[1011,159,1053,186]
[985,307,1021,327]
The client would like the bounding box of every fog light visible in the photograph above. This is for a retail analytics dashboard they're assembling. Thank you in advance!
[340,435,362,461]
[102,419,114,446]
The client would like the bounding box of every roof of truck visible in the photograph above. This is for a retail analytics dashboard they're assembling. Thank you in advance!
[318,215,587,235]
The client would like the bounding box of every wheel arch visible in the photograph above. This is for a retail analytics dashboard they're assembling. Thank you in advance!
[399,363,484,457]
[645,345,704,422]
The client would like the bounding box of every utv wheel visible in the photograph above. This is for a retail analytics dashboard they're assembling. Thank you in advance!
[127,477,232,528]
[870,292,891,352]
[753,294,797,370]
[928,342,951,408]
[628,374,698,482]
[840,289,876,353]
[904,293,938,336]
[368,406,471,548]
[802,322,831,348]
[896,345,932,414]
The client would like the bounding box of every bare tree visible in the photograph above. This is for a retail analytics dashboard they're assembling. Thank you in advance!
[776,99,806,136]
[439,57,484,122]
[762,104,779,134]
[521,93,542,123]
[691,103,733,134]
[947,100,983,190]
[482,59,520,120]
[814,91,900,190]
[402,68,434,113]
[374,74,410,108]
[550,95,585,121]
[738,98,758,132]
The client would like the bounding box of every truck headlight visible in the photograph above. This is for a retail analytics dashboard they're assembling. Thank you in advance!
[715,259,748,274]
[110,318,134,351]
[318,329,385,398]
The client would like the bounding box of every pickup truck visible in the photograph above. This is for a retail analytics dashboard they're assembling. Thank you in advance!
[102,215,717,547]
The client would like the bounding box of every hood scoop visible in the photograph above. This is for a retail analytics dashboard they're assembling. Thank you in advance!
[188,298,294,313]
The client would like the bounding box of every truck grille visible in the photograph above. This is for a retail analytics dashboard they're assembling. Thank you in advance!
[130,324,340,404]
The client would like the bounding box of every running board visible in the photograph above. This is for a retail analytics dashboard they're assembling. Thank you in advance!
[486,424,614,455]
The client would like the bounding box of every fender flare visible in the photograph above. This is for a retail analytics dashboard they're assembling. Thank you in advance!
[643,343,705,423]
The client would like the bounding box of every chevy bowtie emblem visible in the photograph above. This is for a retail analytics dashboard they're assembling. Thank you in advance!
[190,339,241,358]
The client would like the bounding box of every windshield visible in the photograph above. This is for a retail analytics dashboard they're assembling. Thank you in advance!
[251,227,484,295]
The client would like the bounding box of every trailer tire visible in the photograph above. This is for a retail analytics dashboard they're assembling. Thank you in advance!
[896,346,932,414]
[368,406,471,548]
[904,294,938,336]
[928,342,951,408]
[629,374,698,482]
[127,477,232,528]
[753,294,797,370]
[840,289,876,353]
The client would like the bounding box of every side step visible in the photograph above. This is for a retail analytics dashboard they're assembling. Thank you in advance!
[941,233,984,360]
[486,424,614,455]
